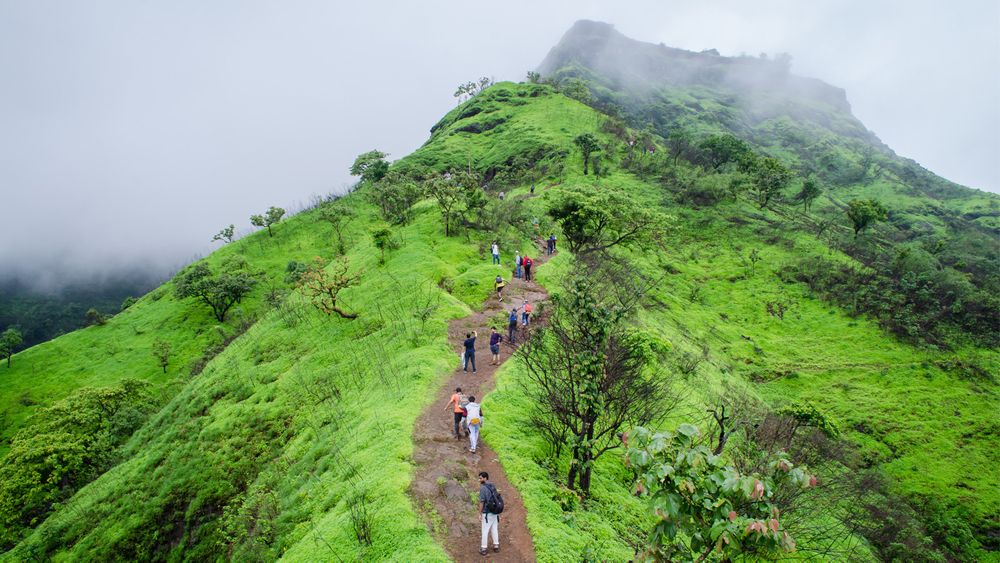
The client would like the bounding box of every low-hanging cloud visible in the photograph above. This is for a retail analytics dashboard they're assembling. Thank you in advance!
[1,0,996,292]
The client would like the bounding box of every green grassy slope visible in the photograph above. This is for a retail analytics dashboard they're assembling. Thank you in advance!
[4,81,997,561]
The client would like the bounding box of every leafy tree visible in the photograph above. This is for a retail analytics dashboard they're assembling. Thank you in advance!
[319,203,354,255]
[120,296,138,311]
[0,379,156,549]
[846,198,888,237]
[518,275,677,496]
[371,228,395,265]
[427,172,471,236]
[667,127,697,164]
[212,224,236,243]
[0,328,22,368]
[795,179,822,212]
[85,308,107,326]
[250,206,285,237]
[626,424,815,562]
[174,257,260,322]
[547,186,668,256]
[366,172,422,224]
[525,70,541,84]
[453,76,494,102]
[560,78,593,104]
[747,157,792,209]
[573,133,601,175]
[152,339,171,373]
[349,150,390,184]
[297,257,360,319]
[697,134,754,170]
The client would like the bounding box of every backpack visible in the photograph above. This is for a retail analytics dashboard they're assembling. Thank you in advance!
[525,257,533,266]
[484,483,504,514]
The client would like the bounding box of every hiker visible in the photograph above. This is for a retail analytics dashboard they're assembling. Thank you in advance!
[507,307,520,344]
[530,182,535,194]
[491,241,500,265]
[463,331,477,373]
[478,471,501,555]
[494,275,506,302]
[466,396,482,453]
[514,252,522,279]
[444,387,466,438]
[489,326,502,365]
[523,255,533,281]
[498,191,505,201]
[522,300,533,327]
[547,234,557,255]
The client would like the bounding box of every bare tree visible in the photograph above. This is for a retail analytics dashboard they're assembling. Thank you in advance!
[517,268,679,496]
[297,257,360,319]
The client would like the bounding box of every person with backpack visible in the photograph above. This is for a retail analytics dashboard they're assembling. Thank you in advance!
[514,252,522,279]
[444,387,466,439]
[491,241,500,265]
[478,471,503,555]
[489,326,502,365]
[507,307,519,344]
[466,396,483,453]
[523,255,533,281]
[463,331,477,373]
[547,234,557,255]
[494,275,506,302]
[522,300,533,327]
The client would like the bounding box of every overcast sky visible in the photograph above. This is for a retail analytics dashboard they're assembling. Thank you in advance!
[1,0,997,291]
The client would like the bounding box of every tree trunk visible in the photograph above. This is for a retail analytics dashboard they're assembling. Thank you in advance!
[583,156,589,175]
[332,306,358,320]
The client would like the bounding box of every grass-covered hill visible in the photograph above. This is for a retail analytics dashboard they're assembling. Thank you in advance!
[1,37,997,562]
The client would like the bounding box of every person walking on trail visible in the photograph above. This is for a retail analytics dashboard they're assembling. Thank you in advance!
[507,307,520,344]
[547,234,557,255]
[466,396,483,453]
[494,275,506,302]
[489,326,502,365]
[522,300,533,327]
[478,471,501,555]
[514,252,522,279]
[523,255,534,281]
[491,241,500,265]
[498,191,505,201]
[445,387,466,439]
[463,331,477,373]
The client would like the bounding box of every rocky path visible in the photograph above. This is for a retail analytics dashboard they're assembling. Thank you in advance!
[410,242,554,562]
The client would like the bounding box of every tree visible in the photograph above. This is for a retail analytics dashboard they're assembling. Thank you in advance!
[297,257,360,319]
[573,133,601,175]
[795,179,822,212]
[349,150,390,184]
[174,257,260,322]
[626,424,815,562]
[121,296,138,311]
[366,172,422,225]
[846,198,888,238]
[250,206,285,237]
[212,224,235,244]
[547,186,668,256]
[697,134,754,170]
[427,172,468,236]
[525,70,541,84]
[560,78,593,104]
[667,127,697,164]
[152,339,171,373]
[85,308,107,326]
[453,76,494,102]
[0,328,22,368]
[747,157,792,209]
[518,275,677,496]
[319,204,354,255]
[371,228,395,265]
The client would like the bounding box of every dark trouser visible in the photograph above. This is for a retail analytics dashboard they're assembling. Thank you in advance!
[508,322,517,344]
[547,241,553,254]
[492,253,500,264]
[524,265,532,281]
[464,350,476,372]
[453,411,464,436]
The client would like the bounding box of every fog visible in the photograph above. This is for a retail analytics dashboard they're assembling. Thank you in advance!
[1,0,996,292]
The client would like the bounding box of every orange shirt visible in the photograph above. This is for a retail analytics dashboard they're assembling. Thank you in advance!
[449,393,464,413]
[524,303,533,313]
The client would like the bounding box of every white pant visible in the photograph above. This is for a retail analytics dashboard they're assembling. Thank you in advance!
[469,423,480,451]
[481,513,499,549]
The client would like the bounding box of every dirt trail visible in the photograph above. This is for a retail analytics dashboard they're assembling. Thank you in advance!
[410,242,554,562]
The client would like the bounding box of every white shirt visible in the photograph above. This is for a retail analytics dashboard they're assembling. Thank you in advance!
[465,402,482,424]
[491,244,499,255]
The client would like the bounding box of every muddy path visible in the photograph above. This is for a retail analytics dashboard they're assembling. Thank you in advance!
[410,242,554,562]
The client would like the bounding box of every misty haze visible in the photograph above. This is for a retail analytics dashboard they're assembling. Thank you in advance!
[0,3,997,561]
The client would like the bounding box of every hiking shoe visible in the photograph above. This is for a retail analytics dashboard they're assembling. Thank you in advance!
[493,546,500,553]
[480,548,487,556]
